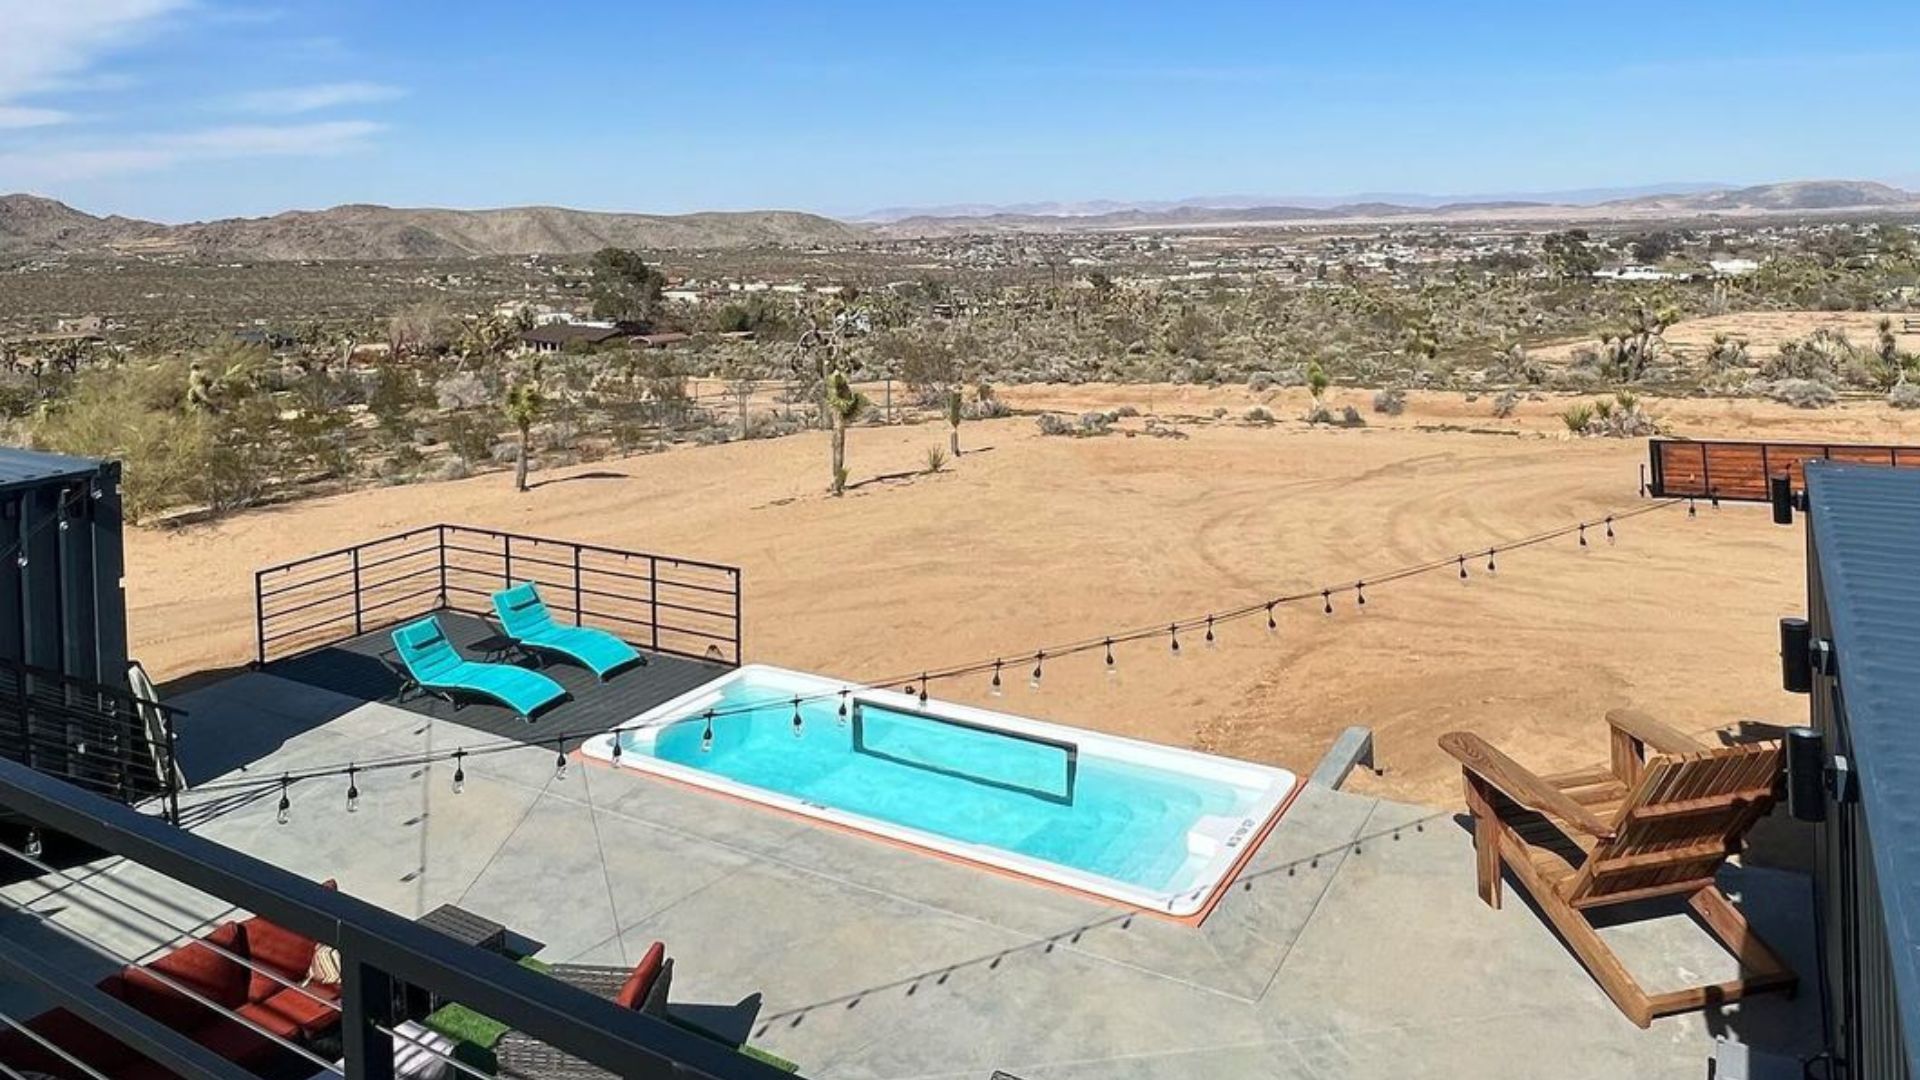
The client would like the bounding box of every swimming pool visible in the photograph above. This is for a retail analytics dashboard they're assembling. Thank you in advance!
[581,666,1298,916]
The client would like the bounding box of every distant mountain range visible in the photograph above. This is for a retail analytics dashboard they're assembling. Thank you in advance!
[3,180,1914,260]
[0,195,865,260]
[867,181,1920,236]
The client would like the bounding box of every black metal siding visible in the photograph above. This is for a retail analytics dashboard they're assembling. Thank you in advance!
[1804,461,1920,1079]
[0,451,127,687]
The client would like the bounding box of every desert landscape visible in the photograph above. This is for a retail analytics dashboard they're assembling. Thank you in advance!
[123,381,1916,807]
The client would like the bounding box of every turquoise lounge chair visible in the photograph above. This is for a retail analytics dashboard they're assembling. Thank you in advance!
[491,582,644,681]
[389,617,567,720]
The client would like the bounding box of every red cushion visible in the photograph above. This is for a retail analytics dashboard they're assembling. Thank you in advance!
[251,984,341,1039]
[121,922,250,1029]
[612,941,666,1011]
[240,878,336,1003]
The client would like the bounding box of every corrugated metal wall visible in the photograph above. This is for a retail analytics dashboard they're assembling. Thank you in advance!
[1809,517,1911,1080]
[0,459,127,686]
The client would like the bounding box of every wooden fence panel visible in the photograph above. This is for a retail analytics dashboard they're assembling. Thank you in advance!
[1650,439,1920,501]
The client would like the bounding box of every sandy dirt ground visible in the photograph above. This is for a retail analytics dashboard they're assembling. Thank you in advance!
[126,386,1920,808]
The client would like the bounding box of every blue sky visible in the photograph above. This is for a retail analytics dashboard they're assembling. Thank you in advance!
[2,0,1916,222]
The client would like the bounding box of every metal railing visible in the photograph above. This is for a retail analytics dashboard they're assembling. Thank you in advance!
[253,525,743,667]
[0,755,798,1079]
[0,654,180,822]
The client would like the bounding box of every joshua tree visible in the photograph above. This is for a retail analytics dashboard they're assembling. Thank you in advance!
[1306,360,1330,399]
[503,372,546,492]
[945,387,963,457]
[824,367,868,496]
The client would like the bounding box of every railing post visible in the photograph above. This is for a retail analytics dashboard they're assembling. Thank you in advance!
[253,570,267,666]
[340,950,396,1080]
[15,665,32,773]
[503,534,513,592]
[648,556,660,653]
[436,525,448,609]
[572,546,583,626]
[163,709,181,826]
[350,548,364,636]
[732,567,743,665]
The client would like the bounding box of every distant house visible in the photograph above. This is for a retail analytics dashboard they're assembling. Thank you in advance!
[517,323,632,354]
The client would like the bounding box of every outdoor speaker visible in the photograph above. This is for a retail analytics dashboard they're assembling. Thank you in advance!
[1785,727,1826,823]
[1769,475,1794,525]
[1780,618,1812,694]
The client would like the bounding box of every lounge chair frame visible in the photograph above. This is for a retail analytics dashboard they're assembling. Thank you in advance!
[1439,709,1796,1027]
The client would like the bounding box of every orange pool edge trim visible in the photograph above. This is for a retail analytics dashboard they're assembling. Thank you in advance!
[570,747,1308,928]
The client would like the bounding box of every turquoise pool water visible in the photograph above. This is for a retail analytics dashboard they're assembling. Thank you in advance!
[623,679,1248,893]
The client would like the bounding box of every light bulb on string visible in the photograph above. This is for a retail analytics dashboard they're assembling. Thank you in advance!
[554,741,568,780]
[837,689,850,724]
[1486,548,1498,575]
[276,776,291,826]
[1266,603,1278,633]
[1169,624,1181,656]
[917,675,929,706]
[452,750,466,794]
[1578,523,1588,548]
[1355,582,1367,609]
[610,735,624,768]
[791,696,804,736]
[1029,652,1044,689]
[346,765,359,813]
[1605,516,1615,544]
[1688,497,1697,518]
[1104,638,1117,677]
[1204,616,1216,648]
[990,660,1004,697]
[700,710,715,753]
[1322,589,1333,616]
[1458,555,1468,581]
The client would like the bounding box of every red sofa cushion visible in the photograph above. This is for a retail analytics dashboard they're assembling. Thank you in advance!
[613,941,666,1011]
[245,983,340,1040]
[120,921,250,1031]
[240,877,336,1003]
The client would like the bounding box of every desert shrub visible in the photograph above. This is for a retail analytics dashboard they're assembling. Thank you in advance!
[1561,404,1595,432]
[1338,405,1366,427]
[1077,411,1113,435]
[1372,388,1406,415]
[1211,406,1228,419]
[1113,404,1140,418]
[434,372,490,411]
[1491,390,1520,418]
[1303,402,1333,425]
[1705,334,1750,371]
[1889,382,1920,410]
[1771,379,1837,409]
[1244,405,1273,423]
[1035,413,1073,436]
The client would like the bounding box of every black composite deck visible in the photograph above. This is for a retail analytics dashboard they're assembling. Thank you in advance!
[265,611,731,751]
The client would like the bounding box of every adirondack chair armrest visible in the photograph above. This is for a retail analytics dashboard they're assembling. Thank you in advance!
[1605,709,1705,755]
[1438,731,1616,839]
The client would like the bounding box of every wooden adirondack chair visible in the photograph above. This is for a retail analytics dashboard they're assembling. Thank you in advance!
[1438,709,1796,1027]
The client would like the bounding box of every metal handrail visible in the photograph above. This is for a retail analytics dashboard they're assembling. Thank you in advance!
[0,756,797,1080]
[254,524,743,667]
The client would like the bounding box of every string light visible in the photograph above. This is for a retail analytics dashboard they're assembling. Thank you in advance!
[1104,638,1117,676]
[1355,582,1366,609]
[1204,616,1216,648]
[791,696,804,736]
[837,689,850,724]
[276,776,291,825]
[345,765,359,813]
[181,497,1689,805]
[452,750,466,794]
[1689,497,1697,518]
[1578,523,1588,548]
[917,675,929,706]
[24,828,42,859]
[609,736,623,767]
[1168,624,1181,656]
[553,741,568,780]
[1457,555,1468,581]
[1605,516,1615,544]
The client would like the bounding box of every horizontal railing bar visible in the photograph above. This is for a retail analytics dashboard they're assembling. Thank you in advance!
[263,563,440,616]
[356,583,445,617]
[0,665,183,720]
[441,525,742,576]
[253,524,443,576]
[261,610,357,644]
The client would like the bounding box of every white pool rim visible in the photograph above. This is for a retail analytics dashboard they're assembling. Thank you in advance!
[580,664,1300,917]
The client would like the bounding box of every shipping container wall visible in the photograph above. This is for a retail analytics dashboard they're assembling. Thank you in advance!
[0,459,127,688]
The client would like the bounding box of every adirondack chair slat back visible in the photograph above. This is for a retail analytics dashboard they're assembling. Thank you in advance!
[1565,741,1781,906]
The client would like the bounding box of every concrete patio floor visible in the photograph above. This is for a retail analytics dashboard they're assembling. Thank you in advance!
[3,670,1823,1078]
